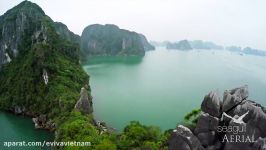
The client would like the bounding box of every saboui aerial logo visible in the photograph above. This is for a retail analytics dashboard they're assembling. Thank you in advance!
[217,111,255,143]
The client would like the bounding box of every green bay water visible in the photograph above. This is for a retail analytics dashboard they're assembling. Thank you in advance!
[83,47,266,131]
[0,111,53,149]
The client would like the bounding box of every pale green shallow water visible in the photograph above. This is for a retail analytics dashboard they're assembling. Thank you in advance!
[0,111,53,149]
[83,47,266,131]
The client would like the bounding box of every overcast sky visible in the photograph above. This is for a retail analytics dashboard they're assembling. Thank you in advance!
[1,0,266,49]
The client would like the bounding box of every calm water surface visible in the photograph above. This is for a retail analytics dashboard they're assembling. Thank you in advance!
[83,47,266,131]
[0,111,53,149]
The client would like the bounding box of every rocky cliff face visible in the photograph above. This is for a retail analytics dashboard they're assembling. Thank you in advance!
[168,86,266,150]
[0,1,89,129]
[0,2,80,69]
[0,1,46,68]
[138,34,155,51]
[80,24,153,57]
[54,22,80,44]
[166,40,193,50]
[75,87,93,114]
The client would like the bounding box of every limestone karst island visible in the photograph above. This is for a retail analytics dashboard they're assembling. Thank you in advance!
[0,0,265,150]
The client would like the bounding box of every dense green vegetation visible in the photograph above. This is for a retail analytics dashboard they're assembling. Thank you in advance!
[183,108,201,128]
[57,111,169,150]
[117,121,168,149]
[0,1,89,126]
[54,22,81,45]
[56,111,116,149]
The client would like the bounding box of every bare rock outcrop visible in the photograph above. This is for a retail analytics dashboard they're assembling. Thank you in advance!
[75,87,93,114]
[168,125,204,150]
[32,114,55,130]
[201,91,222,117]
[168,85,266,150]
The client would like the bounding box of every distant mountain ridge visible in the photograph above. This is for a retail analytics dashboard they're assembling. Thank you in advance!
[166,40,193,50]
[153,39,266,57]
[226,46,266,56]
[189,40,224,50]
[150,41,170,47]
[163,40,223,50]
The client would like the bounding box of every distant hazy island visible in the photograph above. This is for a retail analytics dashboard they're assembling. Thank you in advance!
[152,40,266,57]
[189,40,224,50]
[80,24,154,57]
[166,40,193,50]
[226,46,266,56]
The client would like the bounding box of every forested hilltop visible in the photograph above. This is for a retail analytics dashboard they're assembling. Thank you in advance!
[0,0,90,128]
[80,24,154,58]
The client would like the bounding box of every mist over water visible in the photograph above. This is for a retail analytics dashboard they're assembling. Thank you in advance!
[83,47,266,131]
